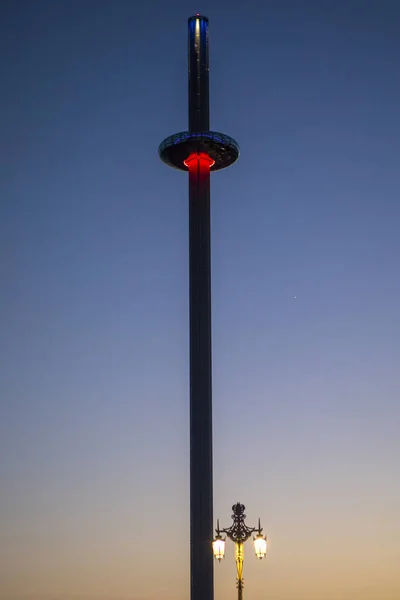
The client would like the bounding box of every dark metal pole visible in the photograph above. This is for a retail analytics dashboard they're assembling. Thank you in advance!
[188,15,213,600]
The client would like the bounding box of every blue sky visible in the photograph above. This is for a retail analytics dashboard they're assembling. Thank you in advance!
[1,1,399,599]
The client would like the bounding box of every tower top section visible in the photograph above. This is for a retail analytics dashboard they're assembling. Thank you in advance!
[188,13,210,132]
[158,16,239,172]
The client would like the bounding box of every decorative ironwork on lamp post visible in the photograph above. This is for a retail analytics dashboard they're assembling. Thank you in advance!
[212,503,267,600]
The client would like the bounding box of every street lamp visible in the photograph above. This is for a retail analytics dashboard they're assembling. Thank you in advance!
[213,503,267,600]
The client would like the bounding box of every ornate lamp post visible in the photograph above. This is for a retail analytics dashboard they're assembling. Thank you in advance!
[212,503,267,600]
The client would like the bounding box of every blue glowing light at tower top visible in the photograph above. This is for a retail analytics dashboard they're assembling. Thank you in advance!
[189,14,209,22]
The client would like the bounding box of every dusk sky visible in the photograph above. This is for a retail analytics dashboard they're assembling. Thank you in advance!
[1,1,399,599]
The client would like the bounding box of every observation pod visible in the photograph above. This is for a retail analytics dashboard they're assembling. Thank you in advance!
[158,15,239,600]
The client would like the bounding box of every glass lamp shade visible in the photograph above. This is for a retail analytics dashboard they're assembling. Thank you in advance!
[212,537,226,561]
[253,534,267,559]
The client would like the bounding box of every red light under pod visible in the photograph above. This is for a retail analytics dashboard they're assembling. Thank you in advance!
[184,152,215,170]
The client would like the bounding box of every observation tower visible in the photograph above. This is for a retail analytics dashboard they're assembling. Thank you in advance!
[159,15,239,600]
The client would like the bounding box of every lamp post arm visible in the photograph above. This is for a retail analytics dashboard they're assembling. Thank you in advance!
[220,524,256,543]
[219,503,258,543]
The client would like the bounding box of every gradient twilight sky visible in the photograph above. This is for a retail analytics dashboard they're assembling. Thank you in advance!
[1,1,400,599]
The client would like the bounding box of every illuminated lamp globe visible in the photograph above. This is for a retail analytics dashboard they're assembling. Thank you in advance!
[253,533,267,559]
[212,535,226,561]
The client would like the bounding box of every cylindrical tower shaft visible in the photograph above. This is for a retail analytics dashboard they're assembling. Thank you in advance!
[187,152,213,600]
[188,15,209,132]
[188,14,213,600]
